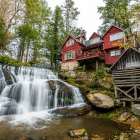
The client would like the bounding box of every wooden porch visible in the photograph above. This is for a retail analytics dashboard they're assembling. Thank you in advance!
[76,49,105,61]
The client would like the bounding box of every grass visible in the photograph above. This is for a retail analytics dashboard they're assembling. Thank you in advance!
[102,113,119,118]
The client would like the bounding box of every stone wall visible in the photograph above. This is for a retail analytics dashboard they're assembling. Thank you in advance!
[61,61,79,71]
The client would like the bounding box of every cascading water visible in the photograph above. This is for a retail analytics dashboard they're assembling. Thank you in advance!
[0,66,85,117]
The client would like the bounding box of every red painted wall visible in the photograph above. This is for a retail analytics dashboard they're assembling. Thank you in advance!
[103,26,123,50]
[105,47,125,65]
[62,36,84,63]
[90,33,101,40]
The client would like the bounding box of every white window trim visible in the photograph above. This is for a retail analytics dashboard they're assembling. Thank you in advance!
[66,40,74,47]
[90,37,100,44]
[64,51,75,60]
[110,50,121,57]
[110,32,124,42]
[80,38,85,45]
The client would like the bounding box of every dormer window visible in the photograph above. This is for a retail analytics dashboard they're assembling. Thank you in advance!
[80,38,85,44]
[91,37,100,44]
[66,40,74,47]
[110,32,123,41]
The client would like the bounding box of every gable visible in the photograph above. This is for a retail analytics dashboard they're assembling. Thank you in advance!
[90,33,100,40]
[102,25,123,39]
[108,47,140,73]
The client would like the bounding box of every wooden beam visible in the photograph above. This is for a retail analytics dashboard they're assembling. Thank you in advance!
[117,87,134,100]
[96,59,98,76]
[134,85,137,100]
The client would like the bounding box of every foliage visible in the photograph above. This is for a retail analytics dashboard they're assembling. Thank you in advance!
[102,113,119,118]
[0,55,31,66]
[97,65,106,79]
[82,64,87,72]
[44,6,64,68]
[61,0,80,33]
[65,98,73,103]
[97,0,132,35]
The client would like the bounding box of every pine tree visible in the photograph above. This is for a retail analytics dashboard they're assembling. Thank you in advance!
[61,0,80,34]
[45,6,64,68]
[97,0,132,35]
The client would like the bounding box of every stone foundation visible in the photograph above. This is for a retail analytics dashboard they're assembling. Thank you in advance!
[61,61,79,71]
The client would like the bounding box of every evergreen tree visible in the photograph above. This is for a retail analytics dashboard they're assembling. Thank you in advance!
[61,0,80,34]
[45,6,64,68]
[97,0,132,35]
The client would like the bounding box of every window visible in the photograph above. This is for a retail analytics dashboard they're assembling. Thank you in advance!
[78,50,82,54]
[80,38,85,44]
[91,37,100,44]
[66,40,74,47]
[110,32,123,41]
[110,50,121,57]
[65,51,75,60]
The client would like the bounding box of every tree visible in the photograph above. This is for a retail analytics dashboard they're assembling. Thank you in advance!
[97,0,132,35]
[45,6,64,67]
[61,0,80,34]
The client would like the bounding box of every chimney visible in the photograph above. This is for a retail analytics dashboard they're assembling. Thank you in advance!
[81,30,86,39]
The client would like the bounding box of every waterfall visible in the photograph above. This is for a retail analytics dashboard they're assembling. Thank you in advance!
[0,66,85,116]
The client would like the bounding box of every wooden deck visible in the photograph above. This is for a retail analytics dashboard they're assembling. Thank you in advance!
[76,49,105,61]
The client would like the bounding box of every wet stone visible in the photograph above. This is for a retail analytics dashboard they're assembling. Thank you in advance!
[118,112,131,122]
[69,129,85,137]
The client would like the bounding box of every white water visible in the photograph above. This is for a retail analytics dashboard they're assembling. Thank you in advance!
[0,66,85,126]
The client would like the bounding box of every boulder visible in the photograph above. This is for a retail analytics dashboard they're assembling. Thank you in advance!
[132,104,140,116]
[130,115,139,122]
[65,71,77,79]
[118,112,131,122]
[77,72,88,78]
[98,79,113,90]
[50,105,93,117]
[86,93,114,109]
[69,129,85,137]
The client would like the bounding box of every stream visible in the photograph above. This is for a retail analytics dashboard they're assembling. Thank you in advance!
[0,65,130,140]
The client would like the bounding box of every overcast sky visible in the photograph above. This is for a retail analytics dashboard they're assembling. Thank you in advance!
[46,0,105,39]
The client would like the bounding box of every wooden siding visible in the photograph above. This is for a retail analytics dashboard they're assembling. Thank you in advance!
[103,26,123,50]
[62,36,84,63]
[106,48,125,65]
[113,67,140,102]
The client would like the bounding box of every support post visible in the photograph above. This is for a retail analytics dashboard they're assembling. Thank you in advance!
[123,101,126,107]
[114,86,117,98]
[134,85,137,100]
[96,59,98,77]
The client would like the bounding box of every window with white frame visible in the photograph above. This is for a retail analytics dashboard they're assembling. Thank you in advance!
[80,38,85,44]
[110,50,121,57]
[65,51,75,60]
[110,32,123,41]
[66,40,74,47]
[91,37,100,44]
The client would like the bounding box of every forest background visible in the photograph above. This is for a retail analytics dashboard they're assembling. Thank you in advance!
[0,0,140,67]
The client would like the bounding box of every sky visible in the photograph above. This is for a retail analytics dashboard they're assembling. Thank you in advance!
[46,0,105,39]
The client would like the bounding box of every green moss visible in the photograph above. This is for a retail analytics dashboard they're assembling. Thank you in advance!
[102,113,119,118]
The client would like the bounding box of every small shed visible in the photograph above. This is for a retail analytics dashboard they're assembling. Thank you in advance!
[108,47,140,102]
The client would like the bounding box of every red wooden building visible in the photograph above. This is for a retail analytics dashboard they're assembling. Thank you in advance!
[61,25,126,71]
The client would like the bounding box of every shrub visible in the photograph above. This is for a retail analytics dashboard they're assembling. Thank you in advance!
[82,64,87,72]
[97,64,106,79]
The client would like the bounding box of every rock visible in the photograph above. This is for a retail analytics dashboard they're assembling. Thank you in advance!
[98,78,113,90]
[17,137,33,140]
[130,116,139,122]
[61,61,80,71]
[65,71,77,78]
[75,78,84,84]
[69,129,85,137]
[118,112,131,122]
[86,93,114,109]
[132,104,140,116]
[58,73,67,79]
[86,79,95,88]
[77,72,87,78]
[50,105,93,117]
